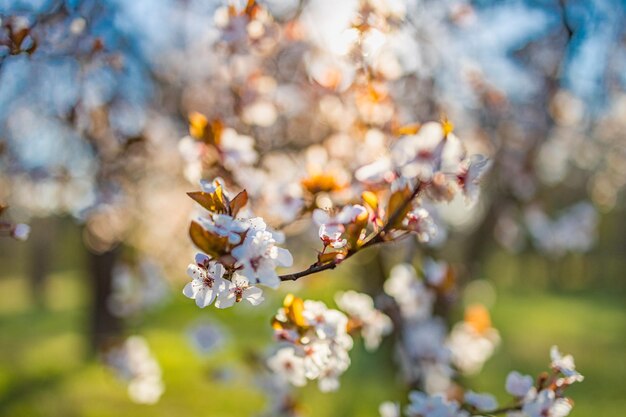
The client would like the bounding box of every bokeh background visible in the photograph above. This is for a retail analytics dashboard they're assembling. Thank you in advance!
[1,0,625,416]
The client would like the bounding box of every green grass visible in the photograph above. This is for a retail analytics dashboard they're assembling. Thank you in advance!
[0,268,623,417]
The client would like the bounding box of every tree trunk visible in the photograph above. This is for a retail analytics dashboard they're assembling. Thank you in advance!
[88,246,123,352]
[29,217,54,308]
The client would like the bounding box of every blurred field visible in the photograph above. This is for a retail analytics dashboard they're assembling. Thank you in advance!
[0,217,624,417]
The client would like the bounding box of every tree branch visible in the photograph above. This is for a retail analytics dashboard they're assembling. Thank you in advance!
[279,181,426,282]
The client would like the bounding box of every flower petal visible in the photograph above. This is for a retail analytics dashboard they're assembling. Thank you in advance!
[244,286,264,306]
[215,291,235,309]
[182,282,196,299]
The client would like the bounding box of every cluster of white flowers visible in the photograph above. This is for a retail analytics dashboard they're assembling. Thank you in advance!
[505,347,583,417]
[103,336,164,405]
[267,292,392,392]
[183,178,293,309]
[384,262,500,392]
[356,122,490,205]
[183,253,265,309]
[267,295,354,392]
[379,346,582,417]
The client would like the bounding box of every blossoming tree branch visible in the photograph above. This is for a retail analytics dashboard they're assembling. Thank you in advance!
[174,2,585,416]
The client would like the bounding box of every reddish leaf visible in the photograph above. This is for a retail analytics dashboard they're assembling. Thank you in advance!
[187,191,228,214]
[229,190,248,217]
[386,187,412,229]
[189,221,228,258]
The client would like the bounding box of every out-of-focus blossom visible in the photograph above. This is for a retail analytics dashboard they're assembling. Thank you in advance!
[550,346,584,384]
[506,371,534,398]
[335,290,393,351]
[384,263,435,320]
[379,401,401,417]
[11,223,30,241]
[269,295,353,392]
[464,391,498,411]
[187,320,227,355]
[267,346,308,387]
[405,391,469,417]
[103,336,164,405]
[521,389,573,417]
[447,304,500,375]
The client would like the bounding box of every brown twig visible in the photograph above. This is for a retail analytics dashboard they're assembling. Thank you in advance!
[279,181,425,282]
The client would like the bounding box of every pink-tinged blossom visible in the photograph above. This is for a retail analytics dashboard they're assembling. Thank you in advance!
[392,122,446,181]
[404,207,437,243]
[215,274,264,308]
[182,254,228,308]
[232,229,293,289]
[313,205,367,248]
[456,155,491,205]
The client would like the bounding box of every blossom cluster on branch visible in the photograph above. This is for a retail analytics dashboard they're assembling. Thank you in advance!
[380,346,583,417]
[267,293,392,392]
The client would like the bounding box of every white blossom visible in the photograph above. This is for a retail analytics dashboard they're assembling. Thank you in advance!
[232,228,293,288]
[182,254,228,308]
[550,346,584,384]
[104,336,164,405]
[505,371,534,397]
[199,214,248,245]
[267,346,307,387]
[215,274,264,308]
[521,389,573,417]
[335,290,392,351]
